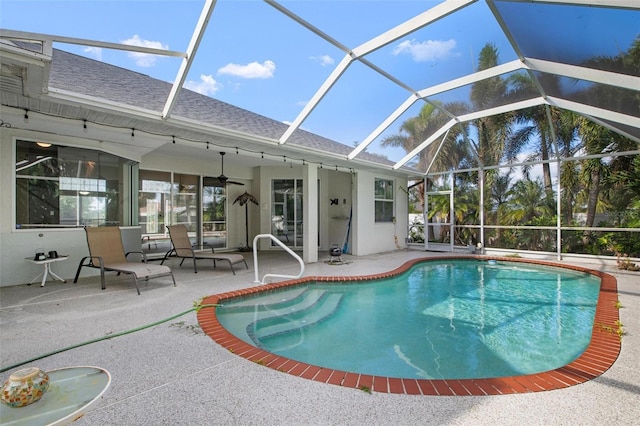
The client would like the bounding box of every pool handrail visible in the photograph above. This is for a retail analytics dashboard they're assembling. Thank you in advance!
[252,234,305,284]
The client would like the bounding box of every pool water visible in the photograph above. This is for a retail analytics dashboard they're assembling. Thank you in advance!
[216,260,601,380]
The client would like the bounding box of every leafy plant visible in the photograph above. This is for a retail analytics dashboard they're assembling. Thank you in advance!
[359,386,372,394]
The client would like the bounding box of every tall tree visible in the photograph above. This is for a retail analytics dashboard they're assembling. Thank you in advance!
[469,44,515,172]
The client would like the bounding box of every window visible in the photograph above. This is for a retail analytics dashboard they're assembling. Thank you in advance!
[138,170,171,235]
[15,140,127,228]
[374,178,394,222]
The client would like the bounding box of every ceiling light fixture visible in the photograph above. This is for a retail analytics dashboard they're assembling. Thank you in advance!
[23,110,29,123]
[83,120,88,132]
[36,142,52,148]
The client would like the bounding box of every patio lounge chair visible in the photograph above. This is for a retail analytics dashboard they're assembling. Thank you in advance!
[162,225,248,274]
[73,227,176,295]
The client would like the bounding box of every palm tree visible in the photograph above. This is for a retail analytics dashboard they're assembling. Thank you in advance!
[505,72,566,200]
[503,178,554,225]
[502,177,556,250]
[233,191,258,251]
[470,43,516,175]
[555,110,581,225]
[381,100,470,173]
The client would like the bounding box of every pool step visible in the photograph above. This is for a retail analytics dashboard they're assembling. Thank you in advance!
[248,292,343,346]
[219,286,310,312]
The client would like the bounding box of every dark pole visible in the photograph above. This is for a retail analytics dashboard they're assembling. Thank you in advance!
[245,203,249,248]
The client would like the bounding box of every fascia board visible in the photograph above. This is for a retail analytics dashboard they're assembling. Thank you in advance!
[46,88,280,145]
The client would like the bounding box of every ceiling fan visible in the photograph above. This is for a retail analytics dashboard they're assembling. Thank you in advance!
[209,152,244,186]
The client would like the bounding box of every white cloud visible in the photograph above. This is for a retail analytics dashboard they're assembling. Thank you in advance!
[83,46,102,61]
[296,100,308,107]
[184,74,223,96]
[392,38,457,62]
[310,54,334,66]
[217,60,276,79]
[121,34,169,67]
[283,120,310,132]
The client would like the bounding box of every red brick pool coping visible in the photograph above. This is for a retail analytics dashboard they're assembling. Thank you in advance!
[197,256,621,395]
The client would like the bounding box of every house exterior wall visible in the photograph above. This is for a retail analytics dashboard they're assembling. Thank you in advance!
[1,128,132,286]
[352,170,409,256]
[1,127,409,287]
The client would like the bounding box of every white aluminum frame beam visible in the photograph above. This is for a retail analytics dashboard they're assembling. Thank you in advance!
[277,54,353,145]
[506,0,639,9]
[525,58,640,91]
[0,29,186,58]
[162,0,216,119]
[351,0,477,58]
[273,0,476,145]
[393,119,458,169]
[348,95,421,159]
[348,59,524,160]
[547,97,640,130]
[264,0,351,54]
[416,59,524,98]
[392,97,546,170]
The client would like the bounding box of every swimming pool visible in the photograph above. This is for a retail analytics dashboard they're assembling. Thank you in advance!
[198,257,621,395]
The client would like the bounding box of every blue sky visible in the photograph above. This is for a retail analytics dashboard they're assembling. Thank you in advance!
[1,1,637,164]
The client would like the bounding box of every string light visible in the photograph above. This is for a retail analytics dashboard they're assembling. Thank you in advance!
[8,106,359,174]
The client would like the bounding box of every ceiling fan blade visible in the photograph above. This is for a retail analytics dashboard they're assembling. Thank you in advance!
[226,180,245,186]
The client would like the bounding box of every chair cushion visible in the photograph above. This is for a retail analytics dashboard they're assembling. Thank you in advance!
[191,251,245,264]
[104,262,172,279]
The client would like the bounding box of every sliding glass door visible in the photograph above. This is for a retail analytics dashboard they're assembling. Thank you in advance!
[202,177,227,249]
[272,179,303,247]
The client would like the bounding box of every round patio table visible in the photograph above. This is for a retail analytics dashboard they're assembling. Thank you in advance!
[0,366,111,425]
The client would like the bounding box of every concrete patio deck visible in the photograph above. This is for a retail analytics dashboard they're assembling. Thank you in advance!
[1,249,638,425]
